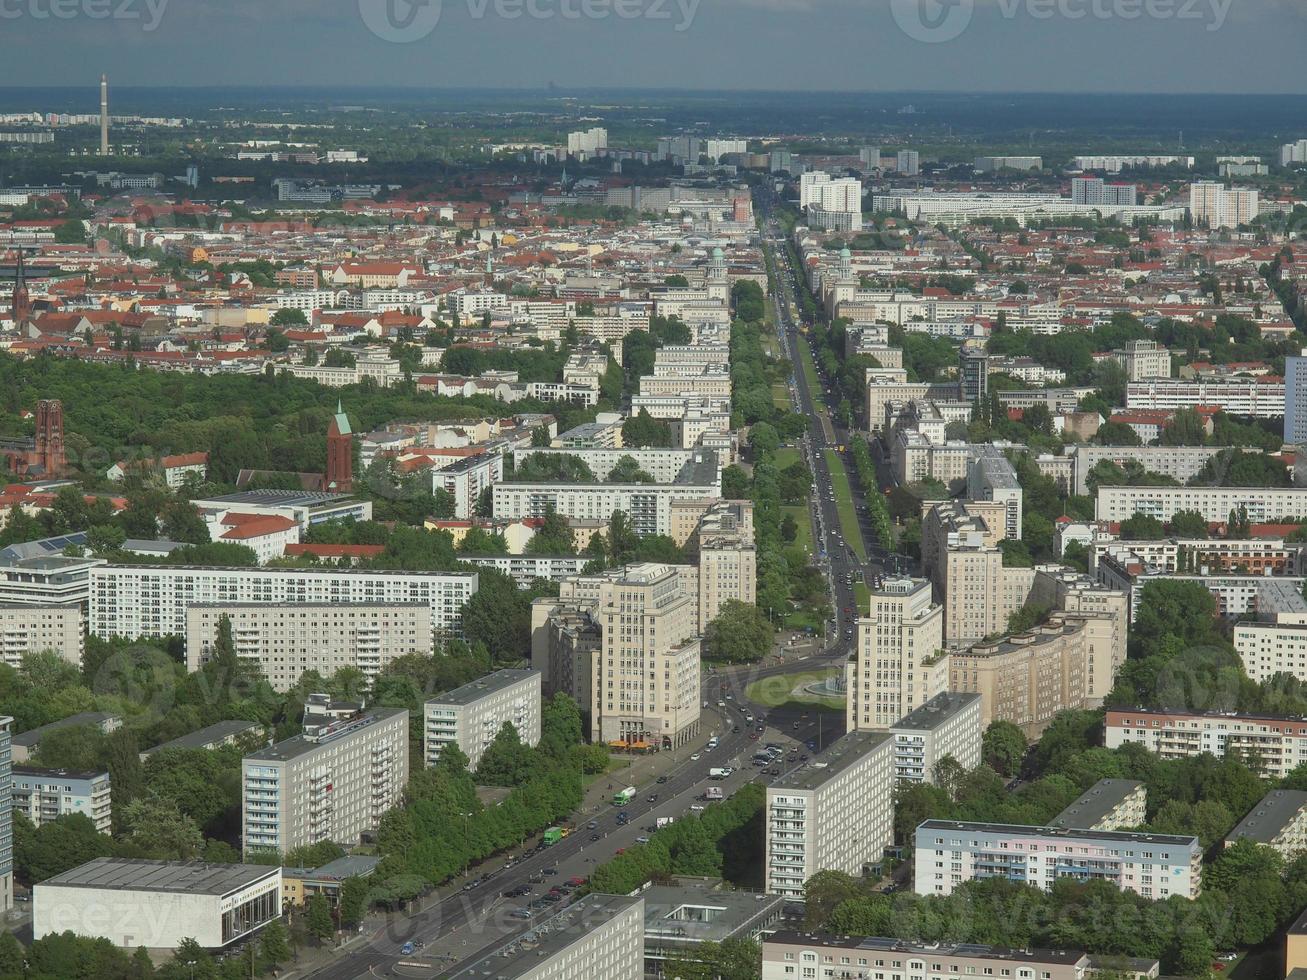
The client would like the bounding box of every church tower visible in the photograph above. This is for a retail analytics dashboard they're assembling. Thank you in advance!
[326,401,353,493]
[12,249,31,328]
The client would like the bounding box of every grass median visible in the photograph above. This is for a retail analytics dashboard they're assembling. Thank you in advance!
[824,449,868,562]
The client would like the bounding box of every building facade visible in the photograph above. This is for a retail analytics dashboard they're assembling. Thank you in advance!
[1049,779,1146,832]
[761,934,1095,980]
[847,578,947,732]
[11,766,112,834]
[888,692,983,783]
[1104,707,1307,778]
[185,602,432,692]
[90,565,476,641]
[765,732,894,898]
[914,820,1202,899]
[241,697,408,857]
[423,669,542,770]
[0,604,83,668]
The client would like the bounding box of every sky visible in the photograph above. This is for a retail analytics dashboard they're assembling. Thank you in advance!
[0,0,1303,93]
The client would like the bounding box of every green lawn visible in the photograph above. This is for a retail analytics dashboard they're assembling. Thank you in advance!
[854,581,870,611]
[745,669,846,711]
[783,505,814,555]
[797,335,822,397]
[771,382,791,411]
[824,449,868,561]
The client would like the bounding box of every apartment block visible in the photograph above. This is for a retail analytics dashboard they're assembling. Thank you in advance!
[765,732,894,898]
[1111,340,1172,381]
[761,934,1098,980]
[11,766,112,834]
[888,692,982,783]
[914,820,1201,899]
[0,604,83,668]
[1105,707,1307,778]
[89,565,476,641]
[1028,565,1129,703]
[1125,378,1283,418]
[1049,779,1146,832]
[423,669,541,770]
[430,452,504,520]
[1095,485,1307,525]
[948,616,1092,738]
[1225,790,1307,859]
[0,717,11,911]
[697,499,756,630]
[590,563,701,749]
[967,446,1023,539]
[1189,181,1258,228]
[241,696,408,857]
[446,895,643,980]
[1068,445,1225,496]
[185,603,432,692]
[846,577,947,732]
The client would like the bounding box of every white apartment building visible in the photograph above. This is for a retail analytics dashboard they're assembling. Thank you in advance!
[567,127,607,156]
[1287,350,1307,447]
[1070,177,1137,206]
[1106,707,1307,778]
[896,150,919,175]
[765,732,894,898]
[446,895,643,980]
[1281,139,1307,167]
[0,605,83,668]
[423,669,541,770]
[1189,181,1259,229]
[914,820,1202,900]
[241,696,408,857]
[11,766,112,834]
[185,603,432,692]
[1234,600,1307,684]
[1112,340,1171,381]
[1125,378,1284,418]
[89,565,477,642]
[0,550,102,607]
[460,554,588,588]
[1074,154,1194,172]
[847,578,947,732]
[431,451,504,520]
[1095,485,1307,524]
[492,451,720,538]
[760,935,1100,980]
[590,563,700,749]
[1068,445,1224,496]
[888,692,982,783]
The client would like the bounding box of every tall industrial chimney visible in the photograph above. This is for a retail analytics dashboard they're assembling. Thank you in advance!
[99,74,109,156]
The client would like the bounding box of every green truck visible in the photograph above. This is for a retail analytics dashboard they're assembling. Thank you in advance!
[543,826,566,846]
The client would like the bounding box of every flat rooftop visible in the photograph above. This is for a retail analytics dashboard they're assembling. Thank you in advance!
[1048,779,1144,830]
[1226,790,1307,845]
[13,765,107,782]
[771,731,890,792]
[892,692,981,732]
[642,881,783,946]
[37,858,278,896]
[194,489,352,508]
[244,706,407,764]
[764,931,1086,966]
[141,719,263,757]
[427,668,538,708]
[918,819,1197,848]
[446,895,641,979]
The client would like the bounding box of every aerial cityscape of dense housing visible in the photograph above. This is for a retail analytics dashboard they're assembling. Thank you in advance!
[0,33,1305,979]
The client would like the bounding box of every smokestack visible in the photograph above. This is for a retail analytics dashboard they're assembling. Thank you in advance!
[99,74,109,156]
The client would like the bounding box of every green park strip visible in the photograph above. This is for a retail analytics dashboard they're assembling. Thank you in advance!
[824,449,868,561]
[744,669,846,711]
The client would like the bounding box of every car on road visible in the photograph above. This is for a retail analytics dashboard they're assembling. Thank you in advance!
[656,775,668,784]
[567,877,587,887]
[528,874,544,884]
[589,833,600,842]
[717,700,725,708]
[636,836,650,844]
[647,794,659,803]
[587,821,597,830]
[690,752,701,761]
[511,909,534,920]
[542,867,558,876]
[792,721,801,729]
[616,812,629,825]
[540,894,561,904]
[401,942,415,955]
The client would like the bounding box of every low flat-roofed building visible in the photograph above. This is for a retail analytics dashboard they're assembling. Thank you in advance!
[34,857,282,949]
[12,712,121,764]
[446,894,644,980]
[280,854,381,909]
[888,692,982,783]
[640,877,784,975]
[139,719,264,761]
[761,932,1101,980]
[1049,778,1146,832]
[1226,789,1307,859]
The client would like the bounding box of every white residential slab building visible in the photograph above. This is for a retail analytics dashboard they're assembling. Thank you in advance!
[423,669,541,770]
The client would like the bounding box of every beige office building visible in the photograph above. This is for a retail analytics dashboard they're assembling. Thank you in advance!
[846,577,947,731]
[948,615,1092,737]
[697,500,756,630]
[0,605,83,668]
[186,603,432,692]
[761,934,1103,980]
[1029,565,1129,702]
[591,564,701,749]
[241,696,408,857]
[765,732,894,898]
